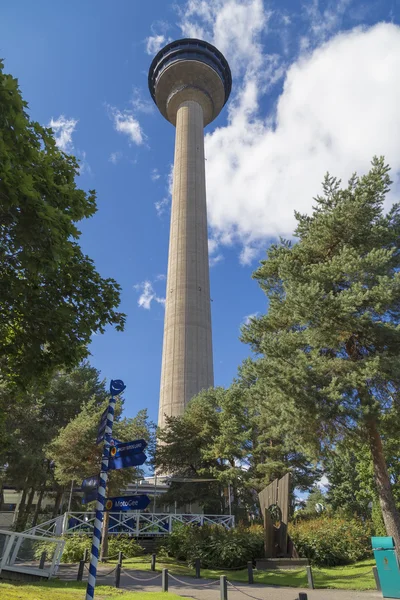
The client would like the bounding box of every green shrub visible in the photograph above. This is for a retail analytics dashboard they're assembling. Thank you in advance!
[159,523,264,568]
[34,534,143,563]
[289,517,372,566]
[107,535,143,559]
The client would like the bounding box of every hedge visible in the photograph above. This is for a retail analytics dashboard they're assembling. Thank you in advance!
[289,517,372,566]
[159,523,264,568]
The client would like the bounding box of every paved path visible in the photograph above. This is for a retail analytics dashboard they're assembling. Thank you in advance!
[58,565,381,600]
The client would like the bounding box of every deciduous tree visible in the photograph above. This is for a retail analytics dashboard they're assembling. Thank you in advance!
[0,61,125,386]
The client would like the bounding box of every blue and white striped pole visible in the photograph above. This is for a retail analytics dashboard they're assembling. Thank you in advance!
[85,379,126,600]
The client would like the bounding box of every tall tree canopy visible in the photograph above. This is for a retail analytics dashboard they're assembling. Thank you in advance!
[2,363,109,528]
[156,385,319,515]
[242,157,400,547]
[0,61,125,386]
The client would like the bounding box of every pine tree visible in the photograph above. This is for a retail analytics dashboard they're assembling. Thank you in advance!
[242,157,400,548]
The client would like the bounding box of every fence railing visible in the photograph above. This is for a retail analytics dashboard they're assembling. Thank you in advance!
[0,528,64,579]
[23,512,235,538]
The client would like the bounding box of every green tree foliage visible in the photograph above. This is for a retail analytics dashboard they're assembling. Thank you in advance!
[48,400,154,496]
[2,363,108,528]
[156,385,320,515]
[242,157,400,548]
[324,441,374,518]
[296,485,328,518]
[0,61,125,386]
[49,397,154,559]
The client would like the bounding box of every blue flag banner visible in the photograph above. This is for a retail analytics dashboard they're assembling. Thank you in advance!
[104,495,151,511]
[110,439,147,458]
[109,451,147,471]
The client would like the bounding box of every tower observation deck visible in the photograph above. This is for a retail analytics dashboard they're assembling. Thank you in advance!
[148,39,232,429]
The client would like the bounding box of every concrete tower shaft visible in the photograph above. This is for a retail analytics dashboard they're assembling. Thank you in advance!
[149,39,231,429]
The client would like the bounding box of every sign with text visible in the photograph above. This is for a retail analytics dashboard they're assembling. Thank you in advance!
[110,439,147,458]
[104,495,151,511]
[109,451,147,471]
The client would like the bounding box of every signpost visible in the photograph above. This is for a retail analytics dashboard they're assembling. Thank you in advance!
[85,379,126,600]
[85,381,149,600]
[104,495,151,512]
[109,451,147,471]
[110,438,147,456]
[96,408,109,445]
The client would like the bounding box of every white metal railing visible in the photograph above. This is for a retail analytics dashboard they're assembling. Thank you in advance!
[0,529,64,578]
[24,512,235,537]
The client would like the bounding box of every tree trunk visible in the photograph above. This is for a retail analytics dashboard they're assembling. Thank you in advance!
[15,486,28,530]
[32,488,45,527]
[365,416,400,552]
[18,487,35,531]
[100,510,110,562]
[52,489,63,518]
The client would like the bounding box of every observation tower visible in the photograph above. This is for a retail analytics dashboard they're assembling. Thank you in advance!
[148,39,231,428]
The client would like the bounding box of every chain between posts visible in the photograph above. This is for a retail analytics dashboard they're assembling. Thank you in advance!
[227,580,266,600]
[121,569,163,582]
[84,563,117,577]
[169,573,220,587]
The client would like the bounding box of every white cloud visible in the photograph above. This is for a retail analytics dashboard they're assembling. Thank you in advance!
[134,281,165,310]
[179,1,400,260]
[108,106,144,145]
[146,34,167,55]
[49,115,78,153]
[144,2,400,264]
[208,238,224,267]
[131,88,154,114]
[109,151,122,164]
[209,254,224,267]
[151,168,161,181]
[179,0,270,78]
[302,0,352,48]
[155,197,169,217]
[155,273,166,281]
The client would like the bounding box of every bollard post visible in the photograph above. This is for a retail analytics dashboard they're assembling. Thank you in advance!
[77,560,85,581]
[372,566,381,591]
[298,594,308,600]
[151,553,156,571]
[162,568,169,592]
[220,575,228,600]
[195,557,201,578]
[118,551,123,566]
[306,566,314,589]
[84,548,89,563]
[39,551,46,570]
[247,561,253,584]
[115,563,121,588]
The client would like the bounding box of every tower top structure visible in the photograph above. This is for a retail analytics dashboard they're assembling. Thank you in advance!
[148,38,232,126]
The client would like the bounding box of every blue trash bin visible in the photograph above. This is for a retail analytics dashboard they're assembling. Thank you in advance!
[372,536,400,598]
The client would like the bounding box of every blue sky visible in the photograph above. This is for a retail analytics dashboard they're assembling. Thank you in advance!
[1,0,400,425]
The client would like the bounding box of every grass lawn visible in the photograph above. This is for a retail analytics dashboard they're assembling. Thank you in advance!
[0,581,188,600]
[110,555,376,591]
